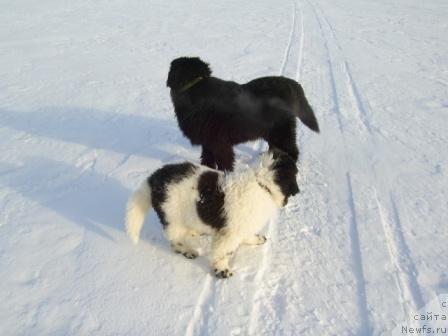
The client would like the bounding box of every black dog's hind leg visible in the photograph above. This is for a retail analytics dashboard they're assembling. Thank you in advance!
[267,118,299,161]
[201,146,217,169]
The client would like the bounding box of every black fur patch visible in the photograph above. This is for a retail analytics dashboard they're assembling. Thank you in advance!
[271,149,299,205]
[149,162,197,227]
[196,171,226,229]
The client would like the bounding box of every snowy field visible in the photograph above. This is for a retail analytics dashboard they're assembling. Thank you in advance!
[1,0,447,335]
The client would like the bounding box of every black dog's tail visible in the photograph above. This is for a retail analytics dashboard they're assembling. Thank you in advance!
[294,84,320,133]
[243,76,319,133]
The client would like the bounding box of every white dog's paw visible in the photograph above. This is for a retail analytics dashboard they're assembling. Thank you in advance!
[182,251,198,259]
[243,234,267,245]
[214,268,234,279]
[171,242,198,259]
[256,234,267,245]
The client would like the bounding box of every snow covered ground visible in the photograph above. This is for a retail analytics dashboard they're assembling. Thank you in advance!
[1,0,447,335]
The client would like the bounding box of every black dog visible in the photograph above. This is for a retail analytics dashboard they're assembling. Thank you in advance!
[167,57,320,171]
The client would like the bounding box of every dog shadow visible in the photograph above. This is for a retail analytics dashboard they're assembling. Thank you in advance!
[0,157,217,272]
[0,106,269,165]
[0,106,270,273]
[0,106,195,161]
[0,157,173,255]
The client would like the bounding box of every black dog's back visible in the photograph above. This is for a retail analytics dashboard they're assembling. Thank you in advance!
[174,76,274,144]
[243,76,320,133]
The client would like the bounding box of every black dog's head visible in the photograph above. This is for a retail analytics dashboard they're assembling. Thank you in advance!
[270,148,299,206]
[166,57,212,91]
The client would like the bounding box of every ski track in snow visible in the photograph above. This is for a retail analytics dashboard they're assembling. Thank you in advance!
[346,172,372,335]
[375,191,425,315]
[278,1,298,79]
[296,1,305,81]
[310,0,425,330]
[342,61,374,136]
[248,1,305,334]
[309,2,372,332]
[184,275,214,336]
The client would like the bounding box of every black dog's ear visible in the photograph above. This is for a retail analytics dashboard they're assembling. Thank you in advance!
[188,57,212,80]
[198,59,212,78]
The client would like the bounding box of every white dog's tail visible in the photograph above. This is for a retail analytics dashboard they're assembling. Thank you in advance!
[125,181,152,244]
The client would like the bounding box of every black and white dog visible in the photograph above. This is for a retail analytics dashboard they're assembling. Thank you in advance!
[167,56,320,171]
[125,149,299,278]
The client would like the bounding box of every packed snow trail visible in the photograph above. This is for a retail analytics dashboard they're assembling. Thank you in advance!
[1,0,447,335]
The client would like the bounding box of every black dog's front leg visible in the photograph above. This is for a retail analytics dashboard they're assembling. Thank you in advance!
[201,146,217,169]
[267,117,299,161]
[214,145,235,172]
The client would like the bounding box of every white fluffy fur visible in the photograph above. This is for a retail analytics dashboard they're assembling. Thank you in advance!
[125,152,288,277]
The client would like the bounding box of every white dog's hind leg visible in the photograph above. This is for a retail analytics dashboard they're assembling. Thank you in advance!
[242,234,267,246]
[165,223,199,259]
[211,231,241,278]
